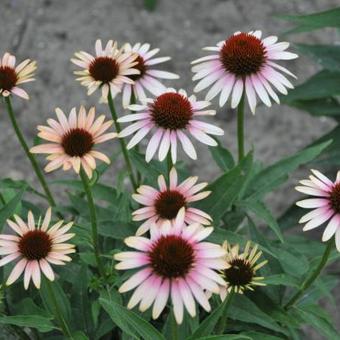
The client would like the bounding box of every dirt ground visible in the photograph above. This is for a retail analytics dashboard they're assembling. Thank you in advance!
[0,0,339,338]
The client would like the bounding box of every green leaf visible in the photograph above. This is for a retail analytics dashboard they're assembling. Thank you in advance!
[283,70,340,103]
[187,294,235,339]
[241,331,283,340]
[99,298,165,340]
[279,7,340,33]
[229,295,285,334]
[71,265,94,337]
[293,305,339,339]
[40,279,72,326]
[295,43,340,72]
[246,141,331,199]
[99,221,136,239]
[286,97,340,117]
[0,315,56,333]
[0,186,26,232]
[262,274,299,288]
[196,154,251,222]
[129,149,166,180]
[209,142,235,171]
[238,200,283,242]
[195,336,251,340]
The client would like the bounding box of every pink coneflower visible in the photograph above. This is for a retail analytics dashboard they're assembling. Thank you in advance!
[71,40,139,101]
[121,42,179,107]
[191,31,298,113]
[118,88,224,163]
[30,106,117,178]
[296,169,340,251]
[0,52,36,99]
[114,222,227,324]
[132,167,212,235]
[0,208,75,289]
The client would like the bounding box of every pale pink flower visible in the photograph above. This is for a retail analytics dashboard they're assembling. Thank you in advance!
[121,42,179,107]
[30,106,117,178]
[0,52,36,99]
[132,167,212,235]
[296,169,340,251]
[114,222,227,324]
[191,31,298,113]
[71,40,139,101]
[118,88,224,163]
[0,208,75,289]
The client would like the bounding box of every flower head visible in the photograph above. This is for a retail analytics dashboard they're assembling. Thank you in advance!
[118,88,224,163]
[115,223,227,324]
[217,241,267,299]
[71,40,140,101]
[132,167,212,235]
[191,30,298,113]
[0,52,36,99]
[30,106,116,178]
[296,169,340,251]
[0,208,75,289]
[121,43,179,107]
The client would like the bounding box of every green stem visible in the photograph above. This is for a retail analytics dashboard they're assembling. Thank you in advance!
[215,290,235,334]
[130,93,142,186]
[4,97,57,207]
[285,241,333,309]
[167,153,173,175]
[107,90,137,190]
[79,168,105,277]
[45,280,73,338]
[236,92,245,162]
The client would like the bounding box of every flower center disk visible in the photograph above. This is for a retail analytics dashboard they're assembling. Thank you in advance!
[19,230,52,260]
[219,33,266,77]
[330,183,340,213]
[0,66,18,91]
[128,55,146,81]
[151,93,193,130]
[149,235,194,278]
[62,128,94,157]
[155,190,186,220]
[224,259,254,286]
[89,56,119,83]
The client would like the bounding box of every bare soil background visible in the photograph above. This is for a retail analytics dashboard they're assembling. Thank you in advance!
[0,0,339,338]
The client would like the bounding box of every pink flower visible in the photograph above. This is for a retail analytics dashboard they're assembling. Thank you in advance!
[191,31,298,113]
[132,167,212,235]
[30,106,117,178]
[0,208,75,289]
[114,222,227,324]
[118,88,224,163]
[296,169,340,251]
[71,40,139,101]
[0,52,36,99]
[121,42,179,107]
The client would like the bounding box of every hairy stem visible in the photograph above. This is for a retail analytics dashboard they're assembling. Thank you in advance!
[237,93,245,162]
